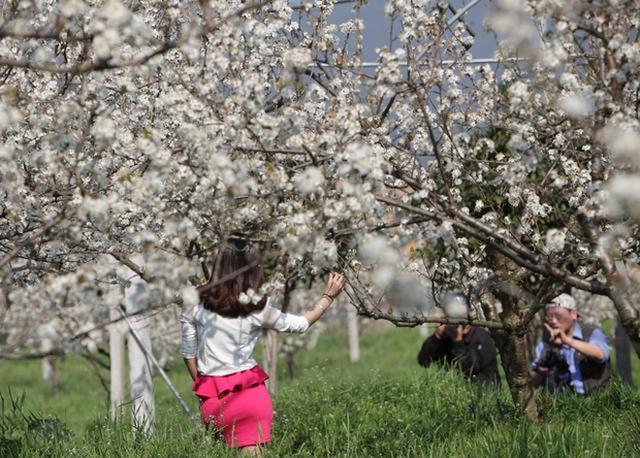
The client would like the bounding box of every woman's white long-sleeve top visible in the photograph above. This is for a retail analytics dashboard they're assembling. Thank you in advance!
[180,298,309,376]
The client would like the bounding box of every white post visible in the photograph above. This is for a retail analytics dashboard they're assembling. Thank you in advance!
[124,273,154,435]
[109,306,126,420]
[347,306,360,362]
[37,323,59,390]
[419,324,429,338]
[127,311,155,434]
[263,329,279,394]
[118,305,196,423]
[42,338,54,381]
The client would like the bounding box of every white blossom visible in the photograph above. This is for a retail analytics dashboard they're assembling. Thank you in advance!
[605,175,640,219]
[557,93,594,119]
[294,166,324,195]
[544,229,566,254]
[441,293,468,319]
[282,47,312,71]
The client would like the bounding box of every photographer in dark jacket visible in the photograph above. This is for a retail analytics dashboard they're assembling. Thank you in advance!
[417,323,499,385]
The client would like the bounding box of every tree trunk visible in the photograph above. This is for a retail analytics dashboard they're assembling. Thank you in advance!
[42,354,53,381]
[42,356,60,393]
[285,351,297,379]
[489,294,538,422]
[600,255,640,356]
[347,306,360,362]
[264,275,295,394]
[492,327,538,421]
[41,338,53,380]
[525,312,542,362]
[486,294,537,419]
[487,249,538,421]
[615,317,634,386]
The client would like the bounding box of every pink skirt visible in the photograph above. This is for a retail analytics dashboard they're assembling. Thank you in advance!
[194,365,272,448]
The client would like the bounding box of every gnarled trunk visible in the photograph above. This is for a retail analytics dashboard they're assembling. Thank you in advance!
[492,328,537,421]
[600,255,640,357]
[615,318,634,386]
[488,249,538,421]
[489,298,538,422]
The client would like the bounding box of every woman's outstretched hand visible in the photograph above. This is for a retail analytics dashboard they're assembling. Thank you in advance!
[324,272,346,298]
[304,272,346,327]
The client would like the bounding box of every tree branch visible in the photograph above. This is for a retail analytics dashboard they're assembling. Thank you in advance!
[0,0,271,74]
[0,208,72,270]
[376,194,610,295]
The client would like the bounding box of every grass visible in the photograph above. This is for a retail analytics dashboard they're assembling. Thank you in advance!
[2,322,640,457]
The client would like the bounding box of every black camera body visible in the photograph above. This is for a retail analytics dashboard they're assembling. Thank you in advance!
[537,345,570,393]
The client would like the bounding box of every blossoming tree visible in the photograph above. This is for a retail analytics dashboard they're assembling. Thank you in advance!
[0,0,381,352]
[1,0,639,420]
[344,0,640,417]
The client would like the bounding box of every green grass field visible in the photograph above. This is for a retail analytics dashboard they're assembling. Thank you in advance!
[2,323,640,457]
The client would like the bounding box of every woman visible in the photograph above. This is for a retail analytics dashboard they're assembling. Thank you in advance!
[181,237,346,453]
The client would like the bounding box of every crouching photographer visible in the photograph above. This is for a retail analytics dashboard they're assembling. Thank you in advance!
[530,294,611,395]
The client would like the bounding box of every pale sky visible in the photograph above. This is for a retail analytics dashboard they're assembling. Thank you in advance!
[326,0,498,62]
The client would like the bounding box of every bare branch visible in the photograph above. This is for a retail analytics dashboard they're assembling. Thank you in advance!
[109,252,153,282]
[0,29,94,42]
[355,307,505,330]
[234,146,308,155]
[330,216,430,239]
[0,349,65,360]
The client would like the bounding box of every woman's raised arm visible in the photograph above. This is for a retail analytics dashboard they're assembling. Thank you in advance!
[303,272,346,326]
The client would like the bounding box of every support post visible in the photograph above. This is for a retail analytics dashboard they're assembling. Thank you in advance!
[263,329,279,394]
[347,306,360,362]
[38,324,60,392]
[109,306,126,419]
[118,305,196,425]
[127,310,155,435]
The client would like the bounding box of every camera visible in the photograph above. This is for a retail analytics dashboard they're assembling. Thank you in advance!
[537,345,570,393]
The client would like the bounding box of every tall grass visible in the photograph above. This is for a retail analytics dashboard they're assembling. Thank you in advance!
[2,325,640,457]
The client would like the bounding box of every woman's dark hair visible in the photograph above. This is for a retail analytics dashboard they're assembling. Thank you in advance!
[199,238,267,318]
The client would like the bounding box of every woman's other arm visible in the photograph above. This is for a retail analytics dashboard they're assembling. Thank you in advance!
[183,358,198,381]
[180,306,198,380]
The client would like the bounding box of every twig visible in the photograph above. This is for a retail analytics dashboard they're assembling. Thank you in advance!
[0,208,73,270]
